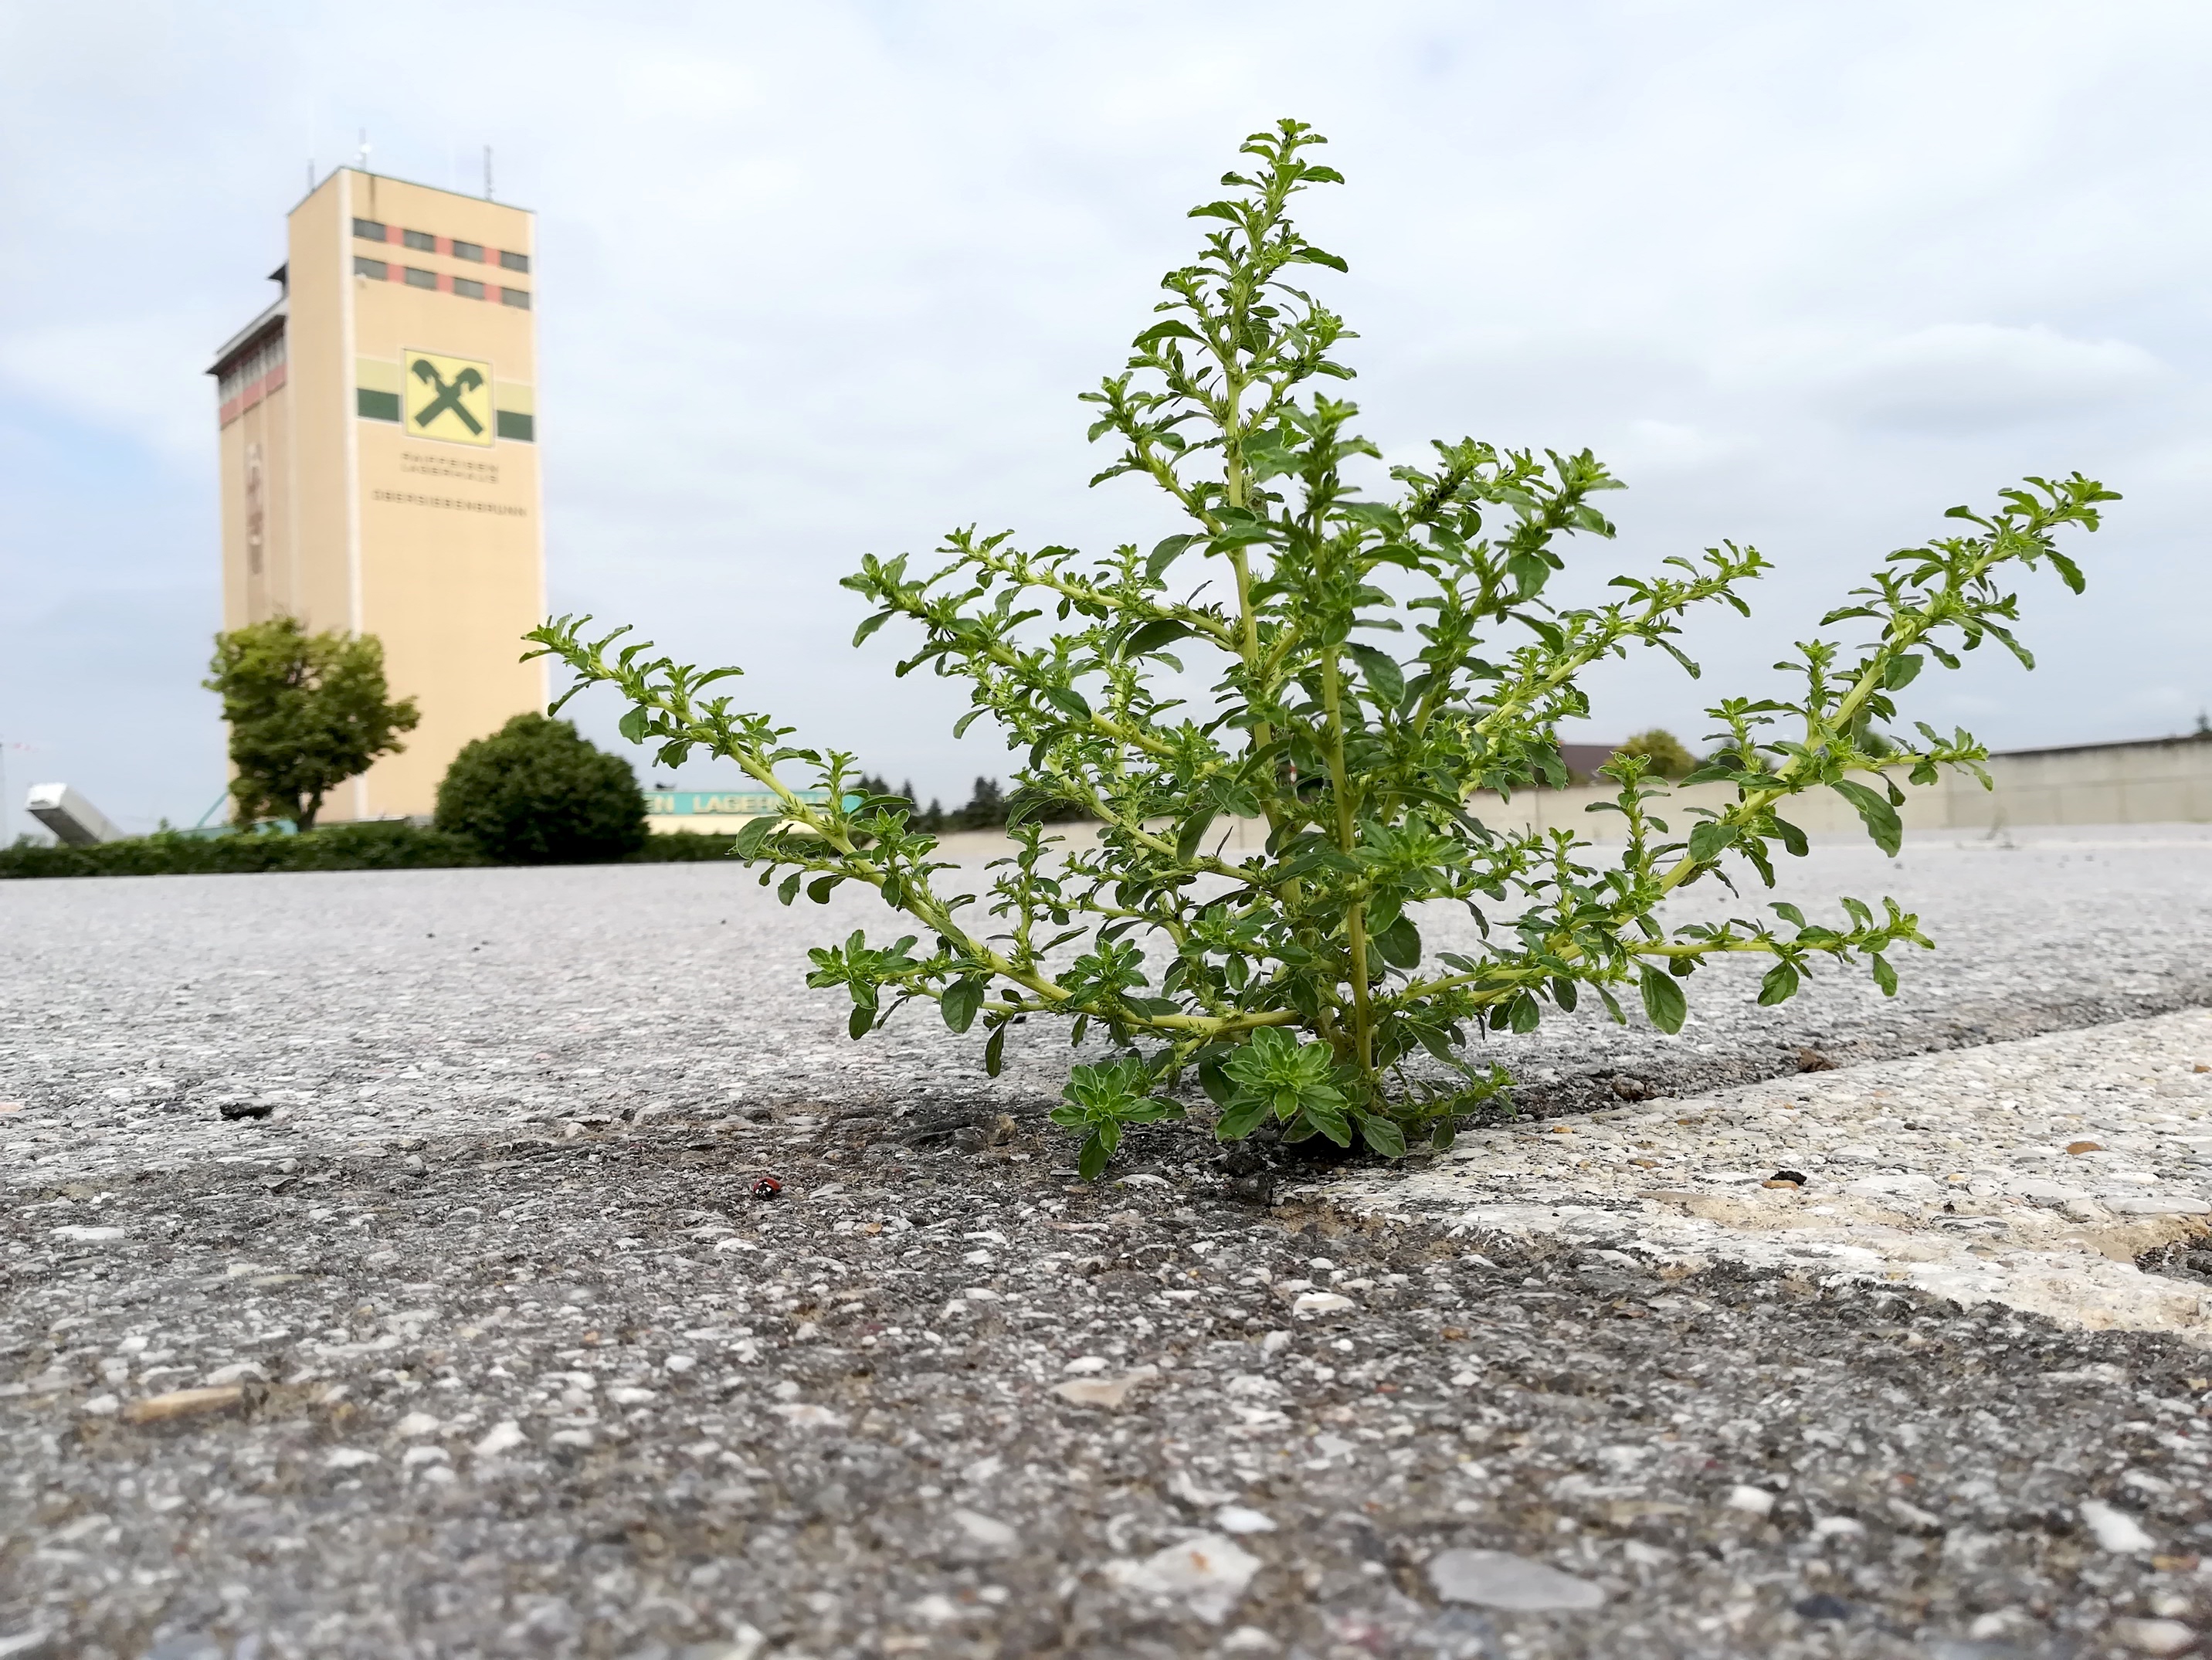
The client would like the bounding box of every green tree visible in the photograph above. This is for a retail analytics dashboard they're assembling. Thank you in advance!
[955,776,1006,830]
[205,616,420,830]
[435,713,647,864]
[1613,728,1694,780]
[531,120,2109,1176]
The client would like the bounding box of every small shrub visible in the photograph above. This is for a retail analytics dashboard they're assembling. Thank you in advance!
[1614,728,1694,780]
[435,715,647,864]
[531,119,2110,1177]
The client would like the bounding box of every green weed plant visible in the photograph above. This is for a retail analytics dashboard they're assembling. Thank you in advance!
[532,121,2112,1180]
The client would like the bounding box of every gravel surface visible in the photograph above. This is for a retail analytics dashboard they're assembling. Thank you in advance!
[5,827,2210,1191]
[5,827,2212,1658]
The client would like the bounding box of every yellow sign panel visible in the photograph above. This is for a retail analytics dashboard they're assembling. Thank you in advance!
[402,348,495,447]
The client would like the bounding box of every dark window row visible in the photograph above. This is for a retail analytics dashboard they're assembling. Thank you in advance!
[355,255,529,307]
[352,218,528,273]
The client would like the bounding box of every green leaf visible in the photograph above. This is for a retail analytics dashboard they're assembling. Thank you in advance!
[1372,913,1421,969]
[1771,816,1809,857]
[807,875,837,904]
[984,1023,1006,1078]
[1146,535,1198,579]
[731,815,777,859]
[1077,1132,1111,1181]
[775,872,802,906]
[847,1002,873,1040]
[617,706,650,743]
[1345,644,1405,708]
[941,978,984,1034]
[1757,960,1800,1007]
[1311,1107,1354,1148]
[1639,965,1687,1034]
[1359,1114,1406,1158]
[1830,779,1904,857]
[1198,1051,1236,1105]
[1687,820,1734,863]
[1043,685,1093,721]
[1870,953,1898,996]
[1176,809,1217,864]
[1125,619,1194,659]
[1215,1098,1270,1142]
[1882,653,1924,691]
[1508,991,1540,1034]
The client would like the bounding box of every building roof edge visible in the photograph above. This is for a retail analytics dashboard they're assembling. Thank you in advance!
[302,165,534,217]
[207,294,290,377]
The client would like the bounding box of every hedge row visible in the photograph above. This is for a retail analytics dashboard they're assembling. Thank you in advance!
[0,823,745,880]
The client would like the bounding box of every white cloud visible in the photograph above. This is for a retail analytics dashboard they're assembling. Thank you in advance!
[0,315,226,466]
[1812,324,2172,432]
[1,0,2209,823]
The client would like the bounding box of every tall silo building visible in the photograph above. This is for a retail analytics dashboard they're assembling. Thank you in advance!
[208,168,545,820]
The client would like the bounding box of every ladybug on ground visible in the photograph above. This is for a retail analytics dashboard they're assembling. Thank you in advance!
[751,1176,783,1200]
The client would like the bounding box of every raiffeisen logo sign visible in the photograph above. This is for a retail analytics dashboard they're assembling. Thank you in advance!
[403,348,495,446]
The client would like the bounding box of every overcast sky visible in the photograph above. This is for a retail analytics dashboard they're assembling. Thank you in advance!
[4,2,2209,837]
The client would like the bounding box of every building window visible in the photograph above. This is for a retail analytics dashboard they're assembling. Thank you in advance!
[352,218,388,242]
[499,250,530,273]
[500,287,531,310]
[355,256,388,280]
[402,229,436,252]
[496,410,535,442]
[403,266,437,289]
[453,277,485,300]
[451,239,483,262]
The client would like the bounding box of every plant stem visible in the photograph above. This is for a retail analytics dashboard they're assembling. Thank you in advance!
[1318,647,1373,1078]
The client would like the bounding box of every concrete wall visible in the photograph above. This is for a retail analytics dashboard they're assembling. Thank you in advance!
[1495,737,2212,842]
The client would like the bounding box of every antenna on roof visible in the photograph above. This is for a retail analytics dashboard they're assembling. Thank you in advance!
[306,160,314,195]
[358,129,371,171]
[483,144,495,202]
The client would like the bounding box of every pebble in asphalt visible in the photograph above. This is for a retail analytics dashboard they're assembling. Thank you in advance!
[2,832,2210,1656]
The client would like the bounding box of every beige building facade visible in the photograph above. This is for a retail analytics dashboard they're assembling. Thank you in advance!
[210,168,546,821]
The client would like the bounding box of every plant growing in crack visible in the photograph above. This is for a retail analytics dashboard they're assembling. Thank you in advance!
[530,119,2113,1179]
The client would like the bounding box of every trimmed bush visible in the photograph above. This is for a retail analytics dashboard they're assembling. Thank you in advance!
[435,714,648,864]
[1613,728,1695,780]
[630,830,742,862]
[0,822,485,880]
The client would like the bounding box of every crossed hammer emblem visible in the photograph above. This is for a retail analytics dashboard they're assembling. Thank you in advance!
[410,358,484,435]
